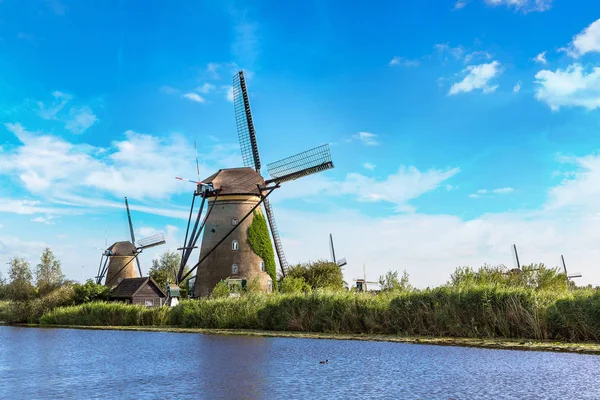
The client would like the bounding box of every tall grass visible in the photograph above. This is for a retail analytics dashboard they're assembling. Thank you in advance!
[40,301,171,326]
[37,287,600,342]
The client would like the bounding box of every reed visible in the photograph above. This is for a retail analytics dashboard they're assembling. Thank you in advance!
[37,287,600,342]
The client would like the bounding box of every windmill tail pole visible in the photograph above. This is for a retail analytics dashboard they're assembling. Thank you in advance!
[179,185,279,284]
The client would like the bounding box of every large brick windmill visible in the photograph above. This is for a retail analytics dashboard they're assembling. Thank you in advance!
[175,71,334,297]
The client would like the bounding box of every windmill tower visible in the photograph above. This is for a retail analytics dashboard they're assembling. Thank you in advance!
[95,197,166,287]
[175,70,335,297]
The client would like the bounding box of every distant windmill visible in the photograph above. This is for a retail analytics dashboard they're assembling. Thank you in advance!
[95,197,166,287]
[353,264,378,292]
[329,234,347,267]
[561,255,582,284]
[174,70,335,297]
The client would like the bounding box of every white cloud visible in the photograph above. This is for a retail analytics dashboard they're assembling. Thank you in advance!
[470,187,514,198]
[563,18,600,58]
[483,0,552,13]
[533,51,547,64]
[65,106,97,134]
[363,162,376,170]
[160,85,179,95]
[449,61,502,95]
[273,165,460,213]
[464,51,492,65]
[196,83,216,94]
[183,92,205,103]
[37,91,72,120]
[31,215,56,225]
[513,81,522,92]
[454,0,468,9]
[352,132,379,146]
[534,64,600,111]
[388,56,420,67]
[435,43,465,60]
[224,86,234,102]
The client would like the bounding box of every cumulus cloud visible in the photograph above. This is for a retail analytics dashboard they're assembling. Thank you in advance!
[363,162,376,170]
[533,51,547,64]
[65,106,97,134]
[183,92,205,103]
[449,61,502,95]
[562,18,600,58]
[534,64,600,110]
[469,187,514,198]
[513,81,522,92]
[352,132,379,146]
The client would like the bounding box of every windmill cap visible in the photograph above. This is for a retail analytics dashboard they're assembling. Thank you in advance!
[201,167,266,196]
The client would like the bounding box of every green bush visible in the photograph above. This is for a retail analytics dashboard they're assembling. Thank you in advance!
[40,301,171,326]
[247,211,277,286]
[286,260,344,291]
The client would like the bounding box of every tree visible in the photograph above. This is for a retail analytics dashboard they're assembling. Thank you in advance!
[378,270,412,292]
[286,260,344,291]
[7,257,36,301]
[0,271,7,300]
[36,248,65,296]
[149,250,191,293]
[280,276,311,294]
[72,280,111,304]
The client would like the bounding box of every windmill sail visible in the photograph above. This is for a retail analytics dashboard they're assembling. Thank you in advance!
[137,232,166,250]
[266,144,334,184]
[263,197,289,276]
[233,71,261,171]
[125,197,143,277]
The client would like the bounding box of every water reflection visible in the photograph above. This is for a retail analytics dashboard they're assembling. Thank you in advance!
[1,326,599,399]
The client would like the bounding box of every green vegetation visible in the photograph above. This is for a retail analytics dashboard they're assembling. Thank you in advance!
[148,250,191,297]
[40,301,171,326]
[286,260,345,291]
[247,211,277,286]
[4,245,600,346]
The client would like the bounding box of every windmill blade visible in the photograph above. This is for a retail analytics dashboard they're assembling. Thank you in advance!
[137,232,166,250]
[125,197,143,277]
[336,257,347,267]
[233,70,261,171]
[329,234,336,264]
[263,197,289,276]
[265,144,334,184]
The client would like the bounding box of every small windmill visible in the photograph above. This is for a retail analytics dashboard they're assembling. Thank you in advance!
[175,70,335,297]
[329,234,347,267]
[353,264,378,292]
[94,197,167,286]
[561,255,582,284]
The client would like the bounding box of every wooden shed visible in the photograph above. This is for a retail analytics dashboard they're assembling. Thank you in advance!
[110,277,167,307]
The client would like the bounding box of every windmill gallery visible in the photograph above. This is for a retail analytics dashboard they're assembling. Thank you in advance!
[94,70,337,302]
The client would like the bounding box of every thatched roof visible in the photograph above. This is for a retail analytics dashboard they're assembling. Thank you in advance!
[202,167,265,196]
[107,241,137,256]
[111,277,166,298]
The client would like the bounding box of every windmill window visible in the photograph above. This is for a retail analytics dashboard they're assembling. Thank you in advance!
[232,264,239,274]
[267,280,273,292]
[232,218,238,226]
[145,299,154,307]
[260,261,265,271]
[232,240,239,251]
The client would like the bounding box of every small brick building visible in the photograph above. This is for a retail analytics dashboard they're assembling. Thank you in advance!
[110,277,167,307]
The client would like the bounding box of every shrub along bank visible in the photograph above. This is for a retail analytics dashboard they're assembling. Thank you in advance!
[39,287,600,342]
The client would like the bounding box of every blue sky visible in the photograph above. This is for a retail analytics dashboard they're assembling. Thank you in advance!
[2,0,600,287]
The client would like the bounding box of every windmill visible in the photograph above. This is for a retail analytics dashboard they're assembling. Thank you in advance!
[329,233,347,267]
[353,264,378,292]
[95,197,167,287]
[561,255,582,284]
[174,70,335,297]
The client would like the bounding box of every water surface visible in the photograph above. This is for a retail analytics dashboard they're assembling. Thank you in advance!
[1,326,598,399]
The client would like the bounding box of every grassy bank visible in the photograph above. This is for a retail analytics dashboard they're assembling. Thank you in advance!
[40,286,600,342]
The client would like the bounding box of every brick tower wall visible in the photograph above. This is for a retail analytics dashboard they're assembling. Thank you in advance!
[194,195,274,298]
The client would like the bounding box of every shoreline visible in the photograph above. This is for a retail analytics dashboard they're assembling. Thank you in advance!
[6,323,600,355]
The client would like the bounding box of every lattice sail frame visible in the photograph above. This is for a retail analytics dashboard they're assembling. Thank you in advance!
[266,144,334,184]
[233,71,261,171]
[137,232,166,250]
